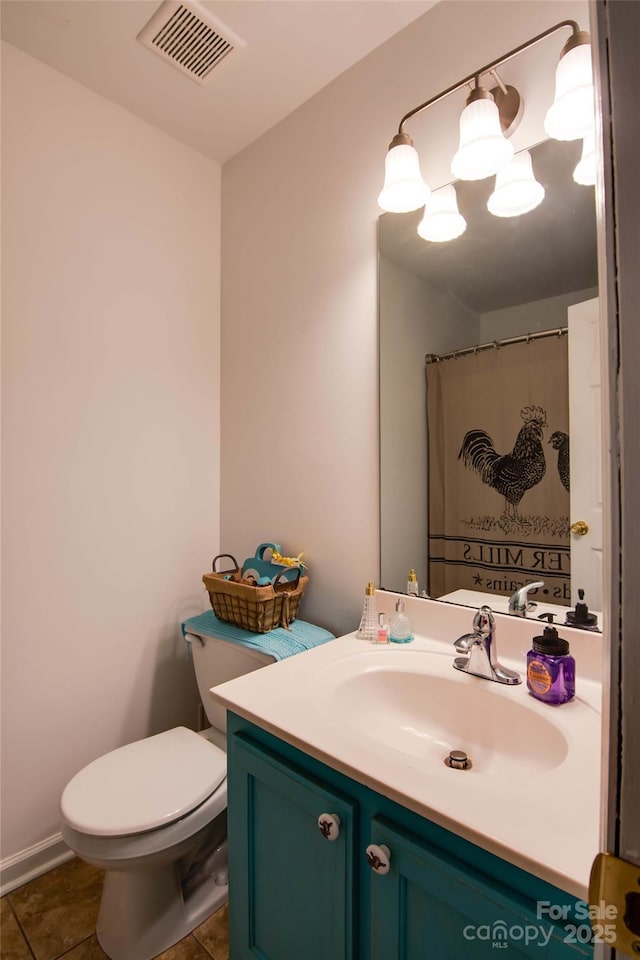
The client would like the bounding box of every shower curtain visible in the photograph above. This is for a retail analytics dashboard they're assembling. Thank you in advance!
[426,335,570,603]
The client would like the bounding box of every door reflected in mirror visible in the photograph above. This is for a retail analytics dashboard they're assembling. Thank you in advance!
[379,138,601,622]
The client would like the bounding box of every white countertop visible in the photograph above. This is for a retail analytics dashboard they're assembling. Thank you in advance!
[210,593,602,900]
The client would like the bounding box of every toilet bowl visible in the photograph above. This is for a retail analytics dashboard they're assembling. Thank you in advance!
[61,634,275,960]
[61,726,229,960]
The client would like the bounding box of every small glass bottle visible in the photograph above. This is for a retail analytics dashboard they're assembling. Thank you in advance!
[376,612,390,645]
[407,569,419,596]
[526,626,575,705]
[389,598,414,644]
[356,581,378,642]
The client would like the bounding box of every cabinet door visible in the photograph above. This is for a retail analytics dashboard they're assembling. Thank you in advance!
[367,817,592,960]
[228,732,357,960]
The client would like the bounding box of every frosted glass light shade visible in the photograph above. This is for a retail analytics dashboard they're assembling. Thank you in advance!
[417,185,467,242]
[451,97,514,181]
[573,132,596,186]
[377,142,430,213]
[545,42,595,141]
[487,150,545,218]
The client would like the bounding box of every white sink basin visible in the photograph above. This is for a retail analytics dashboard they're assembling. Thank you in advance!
[315,648,569,777]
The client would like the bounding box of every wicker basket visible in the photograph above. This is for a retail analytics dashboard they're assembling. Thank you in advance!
[203,554,308,633]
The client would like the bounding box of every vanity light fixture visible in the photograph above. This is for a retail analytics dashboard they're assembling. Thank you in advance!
[450,80,514,181]
[573,131,597,186]
[377,133,431,213]
[417,184,467,242]
[378,19,595,212]
[544,31,595,141]
[487,149,545,218]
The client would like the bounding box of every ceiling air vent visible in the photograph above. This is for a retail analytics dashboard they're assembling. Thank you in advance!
[137,0,245,86]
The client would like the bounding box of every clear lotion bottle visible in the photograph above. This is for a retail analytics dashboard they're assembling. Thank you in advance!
[389,598,414,644]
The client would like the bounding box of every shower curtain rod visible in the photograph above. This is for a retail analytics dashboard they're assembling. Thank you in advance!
[425,326,567,364]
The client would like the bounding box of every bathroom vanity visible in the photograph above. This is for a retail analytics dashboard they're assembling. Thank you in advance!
[212,593,602,960]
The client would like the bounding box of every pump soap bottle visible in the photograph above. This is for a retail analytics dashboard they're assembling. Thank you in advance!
[565,588,598,629]
[526,625,575,704]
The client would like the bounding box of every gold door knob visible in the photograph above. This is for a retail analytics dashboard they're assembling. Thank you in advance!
[571,520,589,536]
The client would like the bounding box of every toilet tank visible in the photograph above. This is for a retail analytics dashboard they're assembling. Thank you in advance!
[188,633,275,733]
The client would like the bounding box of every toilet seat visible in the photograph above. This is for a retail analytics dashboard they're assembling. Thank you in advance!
[61,727,226,837]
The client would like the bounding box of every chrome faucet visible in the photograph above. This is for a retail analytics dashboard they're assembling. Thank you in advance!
[508,581,545,616]
[453,605,521,685]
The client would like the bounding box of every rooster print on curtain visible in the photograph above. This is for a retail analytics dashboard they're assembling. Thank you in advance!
[459,405,549,521]
[550,431,570,491]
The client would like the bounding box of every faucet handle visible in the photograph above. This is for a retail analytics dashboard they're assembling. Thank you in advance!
[472,605,495,635]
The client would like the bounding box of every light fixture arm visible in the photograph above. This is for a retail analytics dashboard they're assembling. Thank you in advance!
[396,19,582,136]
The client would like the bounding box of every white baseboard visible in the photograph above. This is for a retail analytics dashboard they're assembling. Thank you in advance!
[0,833,74,896]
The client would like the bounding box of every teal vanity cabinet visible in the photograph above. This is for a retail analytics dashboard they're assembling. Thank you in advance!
[229,729,357,960]
[227,714,593,960]
[366,816,591,960]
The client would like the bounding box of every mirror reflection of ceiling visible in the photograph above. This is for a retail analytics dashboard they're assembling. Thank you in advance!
[378,139,598,315]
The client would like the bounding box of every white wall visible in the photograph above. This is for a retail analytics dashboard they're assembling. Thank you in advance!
[379,257,479,593]
[1,43,221,866]
[479,287,599,341]
[221,0,589,637]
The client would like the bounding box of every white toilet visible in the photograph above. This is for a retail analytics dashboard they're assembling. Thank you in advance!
[60,632,274,960]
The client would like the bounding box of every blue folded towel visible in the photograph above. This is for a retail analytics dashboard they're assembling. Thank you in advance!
[181,610,335,661]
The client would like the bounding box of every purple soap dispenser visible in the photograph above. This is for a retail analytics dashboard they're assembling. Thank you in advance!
[526,625,575,705]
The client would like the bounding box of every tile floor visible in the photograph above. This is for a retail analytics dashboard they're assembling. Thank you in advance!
[1,858,229,960]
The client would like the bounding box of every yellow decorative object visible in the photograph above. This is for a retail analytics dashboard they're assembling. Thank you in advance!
[271,549,307,569]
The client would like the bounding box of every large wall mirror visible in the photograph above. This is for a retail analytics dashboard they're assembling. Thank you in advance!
[379,136,601,621]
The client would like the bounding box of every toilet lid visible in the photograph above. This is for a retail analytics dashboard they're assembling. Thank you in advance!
[61,727,226,837]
